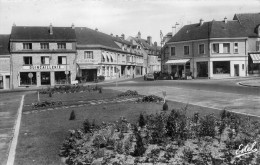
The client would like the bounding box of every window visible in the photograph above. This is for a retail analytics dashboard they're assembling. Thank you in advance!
[84,51,93,59]
[58,56,67,64]
[212,43,219,53]
[242,64,244,70]
[234,43,238,53]
[23,43,32,50]
[40,43,49,50]
[184,46,189,55]
[170,47,175,56]
[223,43,230,53]
[23,56,32,65]
[199,44,205,54]
[57,43,66,49]
[213,61,230,74]
[41,56,50,65]
[256,41,260,51]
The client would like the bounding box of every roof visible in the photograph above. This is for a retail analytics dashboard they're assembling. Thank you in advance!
[233,13,260,37]
[113,36,133,46]
[167,20,247,43]
[0,35,10,55]
[10,26,76,41]
[75,27,120,49]
[132,37,161,51]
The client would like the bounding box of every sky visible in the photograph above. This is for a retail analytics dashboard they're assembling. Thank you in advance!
[0,0,260,43]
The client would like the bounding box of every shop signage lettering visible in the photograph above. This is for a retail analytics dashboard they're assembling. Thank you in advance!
[23,65,65,70]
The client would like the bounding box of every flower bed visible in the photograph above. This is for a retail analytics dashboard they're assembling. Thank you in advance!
[137,95,163,103]
[39,85,102,94]
[32,101,62,109]
[60,109,260,164]
[117,90,139,97]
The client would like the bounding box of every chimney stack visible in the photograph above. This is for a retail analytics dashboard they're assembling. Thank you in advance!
[95,28,98,31]
[121,34,125,40]
[110,33,113,36]
[137,31,141,39]
[49,23,53,35]
[71,23,75,29]
[154,41,157,46]
[200,19,204,26]
[147,36,152,45]
[116,35,118,38]
[224,17,227,24]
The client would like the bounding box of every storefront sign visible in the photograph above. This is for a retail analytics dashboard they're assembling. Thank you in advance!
[23,65,65,70]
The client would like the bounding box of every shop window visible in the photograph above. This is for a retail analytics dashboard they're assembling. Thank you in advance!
[23,43,32,50]
[23,56,32,65]
[213,61,230,74]
[57,43,66,49]
[122,55,125,63]
[58,56,67,64]
[234,43,238,53]
[199,44,205,54]
[40,43,49,50]
[84,51,93,59]
[256,41,260,51]
[184,46,189,55]
[55,71,70,84]
[41,56,50,65]
[170,47,175,56]
[20,72,36,85]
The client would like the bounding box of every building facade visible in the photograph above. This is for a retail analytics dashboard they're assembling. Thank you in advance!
[0,35,11,89]
[10,25,77,88]
[75,27,143,82]
[163,18,248,79]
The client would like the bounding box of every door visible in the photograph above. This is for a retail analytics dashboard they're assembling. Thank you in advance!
[234,64,239,76]
[5,76,10,89]
[41,72,51,85]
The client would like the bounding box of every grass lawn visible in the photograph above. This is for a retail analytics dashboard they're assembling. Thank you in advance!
[14,89,260,165]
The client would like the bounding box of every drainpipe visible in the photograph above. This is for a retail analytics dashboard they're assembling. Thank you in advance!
[192,41,195,78]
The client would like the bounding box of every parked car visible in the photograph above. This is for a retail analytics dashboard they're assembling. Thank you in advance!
[144,73,155,81]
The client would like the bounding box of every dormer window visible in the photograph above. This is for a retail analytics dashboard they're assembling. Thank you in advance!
[57,43,66,49]
[23,43,32,50]
[41,43,49,50]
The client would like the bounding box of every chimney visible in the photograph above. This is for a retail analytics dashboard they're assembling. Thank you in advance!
[13,23,16,26]
[147,36,152,45]
[200,19,204,26]
[110,33,113,36]
[224,17,227,24]
[49,23,53,35]
[116,35,118,38]
[137,31,141,39]
[154,42,157,47]
[95,28,98,31]
[71,23,75,29]
[121,34,125,40]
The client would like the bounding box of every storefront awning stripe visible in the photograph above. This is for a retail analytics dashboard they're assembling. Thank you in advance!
[166,59,190,64]
[250,54,260,63]
[102,52,107,59]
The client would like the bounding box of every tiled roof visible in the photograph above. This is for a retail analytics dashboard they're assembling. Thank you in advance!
[0,35,10,55]
[167,20,247,43]
[113,36,133,46]
[132,37,160,51]
[233,13,260,37]
[10,26,76,41]
[75,27,120,49]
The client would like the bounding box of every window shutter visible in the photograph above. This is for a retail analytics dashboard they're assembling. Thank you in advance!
[46,57,50,64]
[256,41,260,51]
[62,57,66,64]
[219,44,223,53]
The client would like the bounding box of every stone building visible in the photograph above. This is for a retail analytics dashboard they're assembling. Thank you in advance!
[0,35,11,89]
[10,24,77,88]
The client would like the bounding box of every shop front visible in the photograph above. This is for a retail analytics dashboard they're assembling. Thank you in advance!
[165,59,191,79]
[248,54,260,76]
[77,64,99,82]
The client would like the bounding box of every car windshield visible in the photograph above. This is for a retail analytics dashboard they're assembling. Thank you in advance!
[147,73,153,76]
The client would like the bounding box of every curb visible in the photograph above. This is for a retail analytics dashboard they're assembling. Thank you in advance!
[6,95,25,165]
[237,82,260,88]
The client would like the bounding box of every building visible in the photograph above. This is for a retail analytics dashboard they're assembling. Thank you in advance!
[163,18,248,79]
[233,13,260,76]
[10,24,77,88]
[75,27,143,81]
[127,32,161,74]
[0,35,11,89]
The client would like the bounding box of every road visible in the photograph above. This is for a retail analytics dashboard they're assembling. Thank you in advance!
[104,77,260,117]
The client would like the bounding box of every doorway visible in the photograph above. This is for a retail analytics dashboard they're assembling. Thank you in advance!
[197,62,208,77]
[234,64,239,76]
[41,72,51,85]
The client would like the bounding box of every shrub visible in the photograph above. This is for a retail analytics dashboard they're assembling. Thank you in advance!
[118,90,139,97]
[83,119,92,133]
[138,113,146,128]
[69,110,75,120]
[133,125,146,156]
[193,112,199,124]
[141,95,163,102]
[199,114,216,138]
[182,147,194,163]
[97,75,105,82]
[162,102,168,111]
[49,91,52,97]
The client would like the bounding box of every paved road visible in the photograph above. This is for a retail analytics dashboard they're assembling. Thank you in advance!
[0,92,27,165]
[105,77,260,118]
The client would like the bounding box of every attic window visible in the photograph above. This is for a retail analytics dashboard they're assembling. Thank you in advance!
[23,43,32,50]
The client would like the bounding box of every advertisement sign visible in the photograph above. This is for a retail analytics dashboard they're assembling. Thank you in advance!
[23,65,65,70]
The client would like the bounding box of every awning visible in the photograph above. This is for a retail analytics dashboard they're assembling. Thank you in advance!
[78,64,99,69]
[106,52,111,60]
[102,52,107,59]
[110,53,116,61]
[166,59,190,64]
[250,54,260,63]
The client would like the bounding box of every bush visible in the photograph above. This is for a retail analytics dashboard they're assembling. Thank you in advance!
[199,114,216,138]
[69,110,75,120]
[83,119,92,133]
[182,147,194,163]
[118,90,139,97]
[162,102,168,111]
[138,113,146,128]
[133,127,146,156]
[140,95,163,102]
[97,75,105,82]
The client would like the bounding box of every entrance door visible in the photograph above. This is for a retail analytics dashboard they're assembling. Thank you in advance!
[41,72,51,85]
[5,76,10,89]
[234,64,239,76]
[197,62,208,77]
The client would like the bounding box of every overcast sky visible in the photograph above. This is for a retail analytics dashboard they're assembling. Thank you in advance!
[0,0,260,43]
